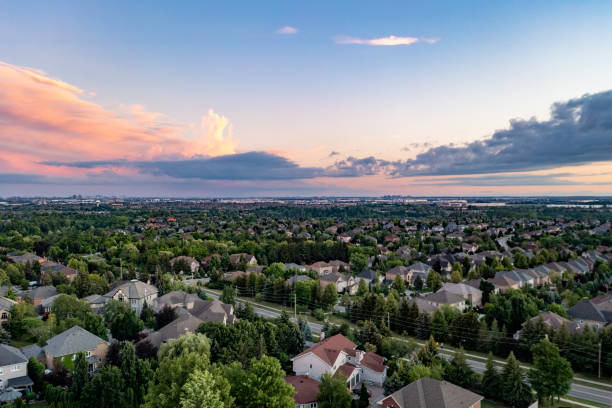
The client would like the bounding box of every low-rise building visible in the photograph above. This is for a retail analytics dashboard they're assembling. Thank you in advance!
[0,344,32,393]
[377,378,483,408]
[104,279,158,315]
[285,375,320,408]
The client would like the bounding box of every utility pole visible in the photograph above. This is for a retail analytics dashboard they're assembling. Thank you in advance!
[294,292,297,320]
[598,341,602,379]
[387,312,390,328]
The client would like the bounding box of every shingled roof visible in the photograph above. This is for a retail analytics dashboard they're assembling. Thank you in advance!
[379,377,483,408]
[43,326,106,357]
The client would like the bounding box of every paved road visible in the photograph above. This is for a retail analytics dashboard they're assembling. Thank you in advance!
[205,289,611,406]
[439,352,612,406]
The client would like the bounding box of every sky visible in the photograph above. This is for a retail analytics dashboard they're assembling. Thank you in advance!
[1,0,612,197]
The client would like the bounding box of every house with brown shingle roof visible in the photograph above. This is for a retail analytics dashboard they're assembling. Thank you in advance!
[285,375,320,408]
[291,334,386,389]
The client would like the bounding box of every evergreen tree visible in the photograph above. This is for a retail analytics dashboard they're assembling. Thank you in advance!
[481,353,501,400]
[501,352,533,408]
[356,383,370,408]
[416,335,438,366]
[317,372,352,408]
[444,348,475,388]
[71,352,89,401]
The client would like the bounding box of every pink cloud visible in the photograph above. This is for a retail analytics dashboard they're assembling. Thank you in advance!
[334,35,438,46]
[0,61,236,174]
[276,26,298,35]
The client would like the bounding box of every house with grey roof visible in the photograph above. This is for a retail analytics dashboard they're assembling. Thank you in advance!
[0,296,16,325]
[377,377,483,408]
[568,299,611,330]
[417,290,467,313]
[104,279,158,314]
[441,283,483,306]
[136,313,204,350]
[28,285,57,307]
[0,344,32,393]
[83,294,109,314]
[41,326,108,372]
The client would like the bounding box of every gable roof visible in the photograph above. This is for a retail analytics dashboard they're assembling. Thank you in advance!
[0,344,28,367]
[43,326,106,357]
[29,285,57,300]
[294,334,356,366]
[0,296,17,310]
[525,311,579,333]
[422,290,465,305]
[105,279,158,300]
[140,313,204,349]
[380,377,483,408]
[285,376,320,405]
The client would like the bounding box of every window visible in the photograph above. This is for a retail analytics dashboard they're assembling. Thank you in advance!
[0,368,3,374]
[309,364,312,369]
[1,312,7,319]
[86,351,91,357]
[11,365,20,372]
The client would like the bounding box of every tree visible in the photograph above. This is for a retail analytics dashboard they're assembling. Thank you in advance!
[144,333,219,408]
[82,365,125,408]
[426,270,442,292]
[321,283,338,310]
[180,369,224,408]
[155,304,177,330]
[356,279,369,296]
[416,336,438,366]
[71,352,89,400]
[481,353,501,400]
[450,269,462,283]
[140,301,156,328]
[443,348,475,388]
[392,274,406,294]
[356,383,370,408]
[430,310,449,342]
[414,276,424,291]
[317,372,352,408]
[501,352,533,408]
[27,357,45,393]
[220,285,236,306]
[225,355,295,408]
[104,300,143,341]
[529,338,573,404]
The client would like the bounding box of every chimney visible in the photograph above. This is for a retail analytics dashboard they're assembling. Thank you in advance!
[184,327,189,335]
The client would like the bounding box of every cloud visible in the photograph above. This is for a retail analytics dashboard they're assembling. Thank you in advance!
[392,90,612,176]
[334,35,438,46]
[329,151,340,157]
[0,60,236,176]
[276,26,298,35]
[326,156,393,177]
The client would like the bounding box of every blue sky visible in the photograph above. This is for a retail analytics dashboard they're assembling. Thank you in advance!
[1,1,611,196]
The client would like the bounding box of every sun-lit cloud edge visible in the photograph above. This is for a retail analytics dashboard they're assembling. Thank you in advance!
[334,35,438,46]
[276,26,298,35]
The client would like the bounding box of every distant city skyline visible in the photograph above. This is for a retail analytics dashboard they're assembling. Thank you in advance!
[1,1,612,196]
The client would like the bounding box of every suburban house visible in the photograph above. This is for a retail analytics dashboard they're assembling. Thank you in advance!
[319,272,354,293]
[229,253,257,268]
[377,378,483,408]
[328,260,350,273]
[515,311,580,339]
[440,283,483,306]
[104,279,158,315]
[0,344,32,393]
[40,326,108,372]
[487,275,520,293]
[287,275,313,286]
[568,298,611,330]
[7,252,42,266]
[153,290,237,325]
[408,262,432,284]
[0,297,17,325]
[137,313,204,349]
[285,375,320,408]
[385,266,410,284]
[40,293,62,314]
[28,286,57,307]
[309,262,334,276]
[40,260,79,283]
[356,269,379,285]
[170,256,200,274]
[83,294,109,314]
[416,290,467,312]
[292,334,387,389]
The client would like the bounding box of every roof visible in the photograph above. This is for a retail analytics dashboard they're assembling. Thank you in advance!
[358,269,377,280]
[294,334,357,367]
[525,311,580,332]
[43,326,106,357]
[441,283,482,297]
[7,376,33,388]
[568,300,608,324]
[104,280,158,300]
[29,285,57,300]
[409,262,432,273]
[0,296,17,310]
[0,344,28,367]
[362,351,385,373]
[21,344,43,360]
[422,290,465,305]
[8,253,42,265]
[189,298,236,324]
[380,377,483,408]
[140,313,204,349]
[285,376,320,405]
[83,294,108,305]
[155,290,199,308]
[335,363,358,379]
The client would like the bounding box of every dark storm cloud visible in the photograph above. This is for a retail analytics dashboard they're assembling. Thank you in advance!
[392,90,612,176]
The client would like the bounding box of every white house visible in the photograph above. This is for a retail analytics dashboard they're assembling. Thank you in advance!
[292,334,386,389]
